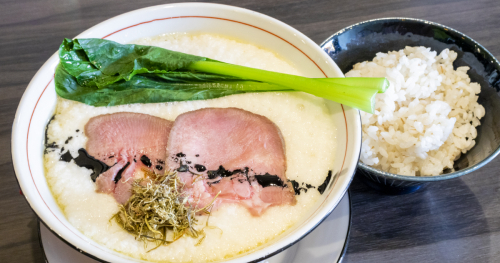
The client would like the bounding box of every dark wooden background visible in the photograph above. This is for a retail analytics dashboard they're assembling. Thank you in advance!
[2,0,500,262]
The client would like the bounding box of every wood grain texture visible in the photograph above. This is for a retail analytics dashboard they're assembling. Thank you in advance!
[1,0,500,262]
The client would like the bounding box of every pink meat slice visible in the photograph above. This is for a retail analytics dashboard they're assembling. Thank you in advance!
[85,112,173,204]
[113,161,137,204]
[95,158,128,194]
[86,112,173,167]
[166,107,296,215]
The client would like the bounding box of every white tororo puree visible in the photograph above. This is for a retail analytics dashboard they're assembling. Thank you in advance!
[44,34,337,262]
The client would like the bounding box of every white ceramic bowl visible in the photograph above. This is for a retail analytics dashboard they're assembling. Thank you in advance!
[12,3,361,262]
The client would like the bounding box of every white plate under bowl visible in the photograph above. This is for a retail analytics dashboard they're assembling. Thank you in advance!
[39,193,351,263]
[13,3,361,262]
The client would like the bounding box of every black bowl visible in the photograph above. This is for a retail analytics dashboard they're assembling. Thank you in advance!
[320,17,500,194]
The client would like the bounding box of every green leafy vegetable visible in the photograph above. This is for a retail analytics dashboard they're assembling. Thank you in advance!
[56,38,388,113]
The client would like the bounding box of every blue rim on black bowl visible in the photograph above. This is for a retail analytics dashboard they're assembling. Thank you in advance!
[320,17,500,194]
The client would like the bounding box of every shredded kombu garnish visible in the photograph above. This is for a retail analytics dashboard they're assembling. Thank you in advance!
[111,169,218,251]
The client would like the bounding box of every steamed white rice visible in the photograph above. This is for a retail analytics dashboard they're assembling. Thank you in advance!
[346,46,485,176]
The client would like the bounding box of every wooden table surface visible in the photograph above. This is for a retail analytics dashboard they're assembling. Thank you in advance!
[2,0,500,262]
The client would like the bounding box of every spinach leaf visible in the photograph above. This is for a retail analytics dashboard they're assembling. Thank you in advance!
[56,38,286,106]
[55,64,290,106]
[59,38,214,88]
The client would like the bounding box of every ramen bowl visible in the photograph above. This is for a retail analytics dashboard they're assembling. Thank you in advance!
[12,3,361,262]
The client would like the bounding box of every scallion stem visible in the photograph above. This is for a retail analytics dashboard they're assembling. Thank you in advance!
[187,61,387,113]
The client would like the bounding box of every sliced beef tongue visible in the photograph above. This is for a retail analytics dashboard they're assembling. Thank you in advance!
[166,107,296,216]
[95,158,128,194]
[83,109,295,212]
[86,112,173,169]
[85,112,173,204]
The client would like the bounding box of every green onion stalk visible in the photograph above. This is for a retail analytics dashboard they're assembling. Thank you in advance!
[188,61,389,113]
